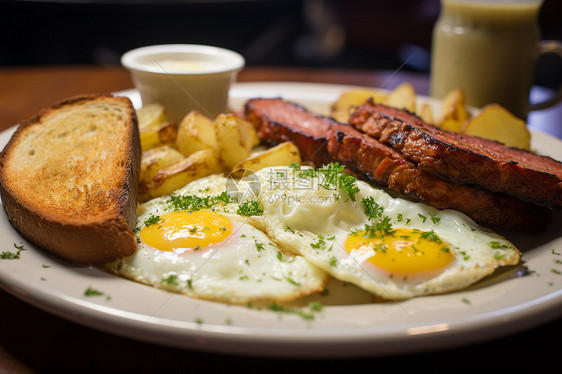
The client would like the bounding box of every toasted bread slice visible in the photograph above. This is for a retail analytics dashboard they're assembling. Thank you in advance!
[0,94,141,265]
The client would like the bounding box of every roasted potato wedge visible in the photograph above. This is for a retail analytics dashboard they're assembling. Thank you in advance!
[417,102,435,124]
[462,103,530,149]
[175,110,218,156]
[137,102,171,151]
[331,88,388,122]
[139,145,185,188]
[214,113,260,170]
[387,83,416,113]
[436,88,469,132]
[139,122,177,152]
[139,149,222,201]
[231,141,302,177]
[137,102,167,129]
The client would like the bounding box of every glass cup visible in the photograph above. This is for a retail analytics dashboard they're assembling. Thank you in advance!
[429,0,562,119]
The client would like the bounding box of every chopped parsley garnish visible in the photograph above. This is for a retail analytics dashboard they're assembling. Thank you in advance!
[418,213,427,223]
[318,162,345,186]
[285,276,301,286]
[459,250,470,261]
[215,191,232,204]
[289,161,301,170]
[162,274,179,285]
[489,241,510,249]
[362,196,383,220]
[493,252,507,261]
[167,192,232,212]
[420,230,441,243]
[84,286,104,297]
[1,242,26,259]
[362,216,394,238]
[237,200,263,216]
[337,173,361,201]
[284,225,295,233]
[254,240,265,252]
[317,163,360,201]
[310,235,327,249]
[297,162,360,201]
[266,301,324,321]
[144,214,161,227]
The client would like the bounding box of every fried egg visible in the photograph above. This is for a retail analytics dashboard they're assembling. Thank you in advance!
[106,175,329,304]
[250,164,521,300]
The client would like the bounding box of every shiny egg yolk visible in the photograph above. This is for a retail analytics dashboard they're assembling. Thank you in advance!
[345,228,454,275]
[140,210,233,252]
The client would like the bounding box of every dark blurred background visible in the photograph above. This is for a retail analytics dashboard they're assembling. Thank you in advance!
[0,0,561,88]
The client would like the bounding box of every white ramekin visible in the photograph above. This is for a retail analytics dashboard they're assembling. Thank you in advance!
[121,44,245,124]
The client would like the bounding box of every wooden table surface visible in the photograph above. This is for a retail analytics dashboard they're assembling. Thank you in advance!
[0,65,561,372]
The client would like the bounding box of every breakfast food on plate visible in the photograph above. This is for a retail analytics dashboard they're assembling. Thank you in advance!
[106,161,520,302]
[462,103,530,150]
[138,148,222,202]
[244,97,551,232]
[0,94,141,264]
[136,102,176,151]
[250,165,520,300]
[2,81,556,305]
[231,141,302,178]
[349,100,562,210]
[105,174,329,304]
[331,85,530,149]
[434,87,469,133]
[137,105,265,200]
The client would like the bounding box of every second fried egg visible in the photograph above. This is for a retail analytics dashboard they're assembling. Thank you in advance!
[252,164,521,300]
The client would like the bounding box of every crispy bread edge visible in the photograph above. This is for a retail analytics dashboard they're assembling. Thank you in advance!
[0,94,141,265]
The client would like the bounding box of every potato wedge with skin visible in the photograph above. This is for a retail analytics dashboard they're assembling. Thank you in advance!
[139,149,222,201]
[175,110,218,156]
[462,103,530,150]
[417,102,435,124]
[214,113,260,170]
[436,88,469,132]
[139,145,185,187]
[387,83,416,113]
[140,122,177,151]
[231,142,302,177]
[331,88,388,123]
[137,102,167,130]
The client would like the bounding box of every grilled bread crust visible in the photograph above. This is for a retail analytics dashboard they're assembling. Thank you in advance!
[0,94,141,265]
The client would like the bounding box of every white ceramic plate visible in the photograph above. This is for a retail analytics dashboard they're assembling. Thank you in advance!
[1,82,561,358]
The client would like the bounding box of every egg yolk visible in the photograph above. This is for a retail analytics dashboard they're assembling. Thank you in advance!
[140,210,233,252]
[345,228,454,275]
